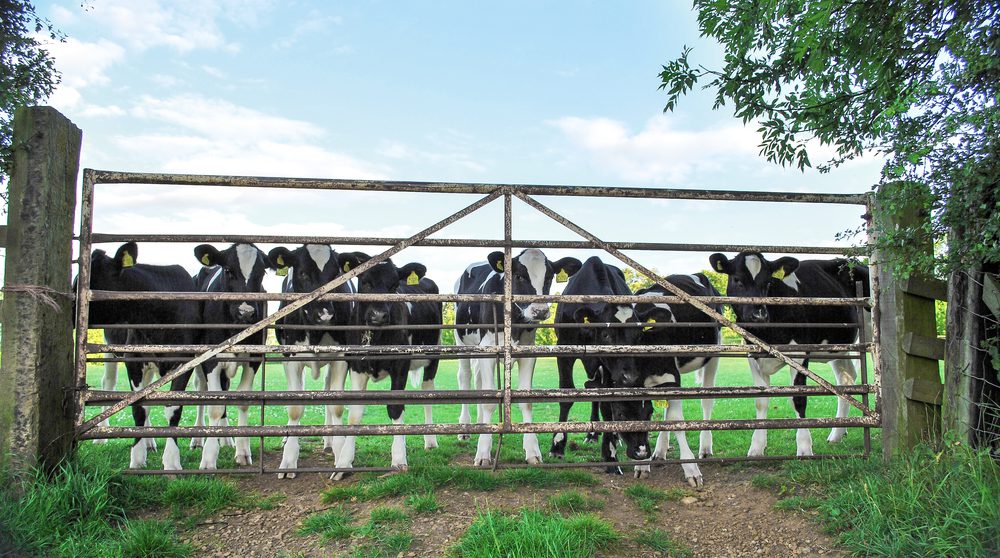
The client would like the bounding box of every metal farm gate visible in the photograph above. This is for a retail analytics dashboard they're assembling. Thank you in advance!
[72,168,879,476]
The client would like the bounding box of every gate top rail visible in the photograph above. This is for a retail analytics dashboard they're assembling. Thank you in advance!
[87,169,869,205]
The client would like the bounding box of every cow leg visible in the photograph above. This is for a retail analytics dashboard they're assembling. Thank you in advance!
[94,356,118,444]
[278,359,307,479]
[199,363,226,470]
[652,406,671,460]
[456,357,473,441]
[698,357,720,458]
[791,364,814,456]
[549,356,576,459]
[748,358,771,457]
[332,371,369,480]
[389,370,408,470]
[473,356,497,467]
[234,360,259,466]
[583,360,602,443]
[218,366,235,448]
[127,362,149,469]
[325,359,349,457]
[162,367,190,472]
[599,400,622,475]
[190,368,207,449]
[667,398,703,487]
[422,357,440,449]
[141,364,159,452]
[827,359,857,443]
[517,356,542,464]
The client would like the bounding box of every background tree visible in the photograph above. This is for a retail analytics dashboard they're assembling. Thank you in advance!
[1,0,62,210]
[660,0,998,276]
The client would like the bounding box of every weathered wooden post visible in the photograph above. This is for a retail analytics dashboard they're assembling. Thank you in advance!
[873,182,944,459]
[0,107,82,475]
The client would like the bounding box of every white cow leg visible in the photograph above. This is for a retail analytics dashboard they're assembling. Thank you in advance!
[699,358,719,458]
[234,362,257,466]
[456,357,473,441]
[200,366,225,470]
[652,408,671,460]
[791,367,814,457]
[278,361,306,479]
[748,358,771,457]
[667,398,703,487]
[827,359,858,443]
[190,369,206,449]
[422,378,438,449]
[391,415,408,470]
[162,405,182,471]
[142,365,159,452]
[474,357,497,467]
[517,357,542,464]
[325,359,348,457]
[332,371,369,480]
[94,357,118,444]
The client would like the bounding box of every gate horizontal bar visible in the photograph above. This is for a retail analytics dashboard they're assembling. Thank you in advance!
[81,385,875,406]
[90,321,861,331]
[88,169,868,205]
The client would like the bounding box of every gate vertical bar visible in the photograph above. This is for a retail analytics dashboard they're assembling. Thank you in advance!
[502,191,514,430]
[75,169,96,429]
[865,192,884,424]
[856,281,872,457]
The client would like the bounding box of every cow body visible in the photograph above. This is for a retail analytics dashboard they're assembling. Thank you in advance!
[267,244,355,479]
[455,249,582,466]
[399,274,444,451]
[632,273,722,487]
[331,252,433,480]
[549,256,650,476]
[191,243,268,470]
[709,252,870,456]
[85,242,200,471]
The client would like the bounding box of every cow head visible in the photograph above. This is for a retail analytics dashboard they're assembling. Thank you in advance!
[339,251,425,328]
[195,243,268,323]
[709,252,799,323]
[84,242,139,325]
[267,244,348,325]
[487,249,581,323]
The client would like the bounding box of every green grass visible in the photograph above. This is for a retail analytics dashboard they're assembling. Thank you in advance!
[451,509,619,558]
[546,490,605,514]
[347,506,414,558]
[635,527,692,557]
[760,444,1000,557]
[624,484,687,519]
[299,505,355,541]
[405,492,440,513]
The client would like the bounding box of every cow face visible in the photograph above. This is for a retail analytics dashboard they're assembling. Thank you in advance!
[268,244,347,325]
[709,252,799,323]
[487,249,582,323]
[195,243,267,323]
[340,251,425,327]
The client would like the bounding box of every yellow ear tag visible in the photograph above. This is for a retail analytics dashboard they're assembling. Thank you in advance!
[653,400,669,411]
[200,254,211,266]
[583,316,590,324]
[643,318,656,332]
[276,255,285,266]
[496,261,504,272]
[276,266,288,277]
[121,252,135,268]
[343,262,351,272]
[556,269,568,283]
[407,271,419,286]
[772,268,786,280]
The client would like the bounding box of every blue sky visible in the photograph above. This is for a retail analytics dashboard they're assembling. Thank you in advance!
[27,0,881,294]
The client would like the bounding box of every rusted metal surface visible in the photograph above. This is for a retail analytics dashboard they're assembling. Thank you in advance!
[89,169,868,204]
[93,321,860,331]
[73,169,97,428]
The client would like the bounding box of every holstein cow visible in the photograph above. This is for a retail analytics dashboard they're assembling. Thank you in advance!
[549,256,651,477]
[85,242,200,470]
[93,328,157,451]
[191,243,269,470]
[398,265,444,451]
[331,252,435,480]
[455,249,582,466]
[267,244,355,479]
[709,252,870,456]
[630,273,723,487]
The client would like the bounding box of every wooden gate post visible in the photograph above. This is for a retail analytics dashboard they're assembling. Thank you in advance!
[873,183,943,459]
[0,107,82,475]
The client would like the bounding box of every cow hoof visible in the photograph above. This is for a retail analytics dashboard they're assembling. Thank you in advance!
[393,464,409,472]
[189,438,203,450]
[687,475,704,489]
[199,462,216,471]
[526,456,542,465]
[457,434,470,441]
[474,457,492,467]
[699,450,713,459]
[652,452,668,461]
[330,471,351,481]
[548,451,564,460]
[323,446,334,454]
[634,468,650,479]
[605,466,624,476]
[236,455,252,466]
[277,471,296,480]
[584,433,599,444]
[424,436,438,450]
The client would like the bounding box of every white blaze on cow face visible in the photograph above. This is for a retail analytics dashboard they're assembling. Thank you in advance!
[519,249,550,319]
[782,272,801,291]
[236,244,259,287]
[306,244,331,272]
[614,306,634,323]
[745,255,762,279]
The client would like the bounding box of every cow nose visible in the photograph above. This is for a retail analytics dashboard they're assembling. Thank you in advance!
[622,370,640,387]
[318,309,333,322]
[635,445,649,459]
[527,304,550,321]
[366,309,389,326]
[237,302,255,318]
[751,308,769,322]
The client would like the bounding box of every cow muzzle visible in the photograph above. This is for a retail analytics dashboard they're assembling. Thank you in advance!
[365,309,390,326]
[750,307,769,322]
[524,303,550,322]
[236,302,256,321]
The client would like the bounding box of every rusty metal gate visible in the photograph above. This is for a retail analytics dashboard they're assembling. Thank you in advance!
[73,169,879,475]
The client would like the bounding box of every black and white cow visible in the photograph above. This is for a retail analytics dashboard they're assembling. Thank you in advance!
[398,266,444,452]
[549,256,650,476]
[709,252,870,456]
[630,273,723,487]
[267,244,355,479]
[190,243,268,470]
[93,328,161,450]
[330,252,434,480]
[455,249,582,466]
[85,242,201,470]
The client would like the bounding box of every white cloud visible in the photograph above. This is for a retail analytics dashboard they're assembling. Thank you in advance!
[85,0,244,53]
[44,37,125,110]
[273,12,344,49]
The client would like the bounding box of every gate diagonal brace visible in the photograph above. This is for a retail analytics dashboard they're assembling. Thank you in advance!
[76,189,503,436]
[514,191,869,415]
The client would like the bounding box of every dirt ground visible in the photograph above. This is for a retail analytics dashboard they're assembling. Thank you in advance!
[177,446,848,558]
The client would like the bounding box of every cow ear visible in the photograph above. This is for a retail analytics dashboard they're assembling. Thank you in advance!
[551,257,582,281]
[398,263,427,285]
[114,242,138,269]
[637,306,672,329]
[709,253,731,275]
[573,307,599,324]
[771,257,799,280]
[267,247,293,276]
[340,251,371,273]
[487,251,505,273]
[194,244,221,267]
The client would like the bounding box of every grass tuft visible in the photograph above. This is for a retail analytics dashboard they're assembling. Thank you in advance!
[452,508,619,558]
[635,527,692,557]
[116,519,192,558]
[405,492,440,513]
[547,490,605,514]
[624,483,686,519]
[299,505,355,541]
